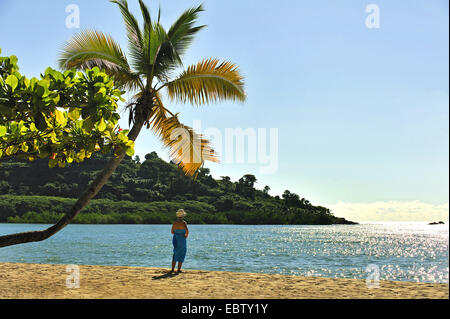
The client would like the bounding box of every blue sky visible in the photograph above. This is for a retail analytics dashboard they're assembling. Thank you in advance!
[0,0,448,221]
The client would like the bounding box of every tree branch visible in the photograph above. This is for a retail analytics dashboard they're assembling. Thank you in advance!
[0,98,151,248]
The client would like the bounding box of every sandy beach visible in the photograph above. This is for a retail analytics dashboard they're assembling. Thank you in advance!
[0,262,448,299]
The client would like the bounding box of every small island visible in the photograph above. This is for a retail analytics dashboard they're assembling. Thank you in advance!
[0,153,356,225]
[428,221,445,225]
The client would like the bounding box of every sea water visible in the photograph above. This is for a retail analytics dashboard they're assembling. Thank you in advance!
[0,222,448,283]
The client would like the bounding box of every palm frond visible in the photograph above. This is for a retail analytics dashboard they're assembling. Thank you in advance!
[168,4,206,59]
[149,23,180,82]
[148,93,219,176]
[58,2,244,177]
[165,58,246,105]
[58,30,141,90]
[110,0,145,74]
[110,0,142,46]
[138,0,151,27]
[157,5,161,23]
[146,92,169,131]
[135,22,178,83]
[138,0,152,74]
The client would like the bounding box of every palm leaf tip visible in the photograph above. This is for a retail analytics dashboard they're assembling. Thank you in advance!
[58,29,142,90]
[138,0,151,26]
[166,58,246,105]
[148,103,219,176]
[167,4,206,58]
[58,30,127,69]
[173,134,220,176]
[110,0,142,48]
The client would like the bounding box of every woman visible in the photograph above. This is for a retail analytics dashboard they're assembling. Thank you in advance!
[170,209,189,273]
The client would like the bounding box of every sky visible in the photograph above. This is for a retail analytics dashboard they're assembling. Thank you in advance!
[0,0,448,221]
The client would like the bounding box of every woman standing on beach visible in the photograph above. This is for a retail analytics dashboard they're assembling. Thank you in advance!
[171,209,189,273]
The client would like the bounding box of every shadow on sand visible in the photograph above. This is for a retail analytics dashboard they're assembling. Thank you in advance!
[152,271,179,280]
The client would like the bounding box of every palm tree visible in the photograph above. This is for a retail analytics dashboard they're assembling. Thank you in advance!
[0,0,245,248]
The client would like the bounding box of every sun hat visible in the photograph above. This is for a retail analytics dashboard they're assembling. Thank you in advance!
[176,209,186,218]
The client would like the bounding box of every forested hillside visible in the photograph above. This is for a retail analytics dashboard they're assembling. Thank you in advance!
[0,153,356,224]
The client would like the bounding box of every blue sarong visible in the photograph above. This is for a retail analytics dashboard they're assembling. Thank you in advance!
[172,229,187,263]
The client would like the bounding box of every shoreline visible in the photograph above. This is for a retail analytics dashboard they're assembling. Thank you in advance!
[0,262,448,299]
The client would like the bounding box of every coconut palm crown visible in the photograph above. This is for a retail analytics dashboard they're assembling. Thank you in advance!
[59,0,246,176]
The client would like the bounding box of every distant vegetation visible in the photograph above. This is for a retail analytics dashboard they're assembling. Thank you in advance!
[0,153,356,225]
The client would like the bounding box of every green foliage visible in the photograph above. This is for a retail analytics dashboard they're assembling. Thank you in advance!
[0,49,135,167]
[0,153,356,225]
[58,1,246,177]
[0,195,216,224]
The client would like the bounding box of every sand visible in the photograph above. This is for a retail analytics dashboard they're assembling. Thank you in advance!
[0,262,447,299]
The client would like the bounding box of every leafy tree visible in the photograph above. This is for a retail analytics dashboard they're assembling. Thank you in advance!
[219,176,233,192]
[0,180,11,194]
[241,174,257,187]
[214,196,234,211]
[144,151,158,160]
[282,190,302,208]
[0,49,134,166]
[236,174,257,200]
[0,0,245,248]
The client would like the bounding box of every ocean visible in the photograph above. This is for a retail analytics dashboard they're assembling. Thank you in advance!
[0,222,448,283]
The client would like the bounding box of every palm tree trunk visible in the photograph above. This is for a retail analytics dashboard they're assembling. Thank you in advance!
[0,101,150,248]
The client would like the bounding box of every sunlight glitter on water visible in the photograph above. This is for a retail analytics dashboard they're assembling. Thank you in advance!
[0,222,448,283]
